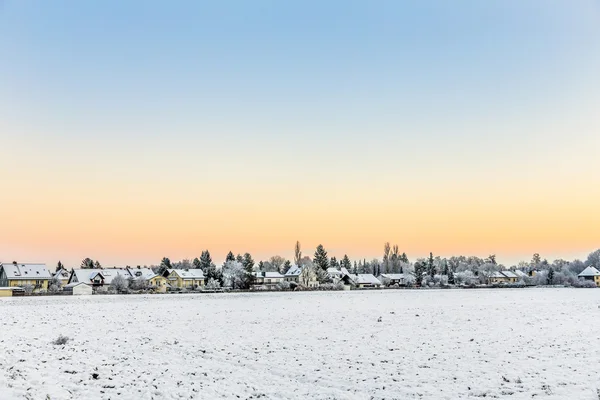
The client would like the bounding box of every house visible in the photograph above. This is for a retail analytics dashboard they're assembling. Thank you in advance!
[52,268,71,287]
[378,273,406,286]
[0,262,52,292]
[68,268,129,289]
[339,270,382,288]
[0,287,16,297]
[167,269,205,289]
[489,271,519,284]
[514,270,528,279]
[327,268,344,283]
[285,265,319,287]
[148,274,170,292]
[252,271,285,290]
[63,282,93,295]
[578,266,600,287]
[125,267,155,280]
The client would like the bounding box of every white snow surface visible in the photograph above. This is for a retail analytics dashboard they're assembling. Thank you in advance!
[1,289,600,399]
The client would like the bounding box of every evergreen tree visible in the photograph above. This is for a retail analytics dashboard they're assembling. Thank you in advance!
[283,259,292,274]
[258,261,265,271]
[236,254,244,264]
[56,261,64,273]
[547,268,554,285]
[400,253,409,263]
[242,253,255,272]
[313,244,329,271]
[330,256,339,269]
[225,251,235,263]
[157,257,172,276]
[442,259,449,275]
[353,261,358,274]
[193,257,201,269]
[414,260,426,286]
[428,252,435,278]
[448,268,455,285]
[93,260,102,269]
[200,250,213,270]
[341,255,351,270]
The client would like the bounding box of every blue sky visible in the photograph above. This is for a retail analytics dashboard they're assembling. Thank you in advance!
[1,1,599,266]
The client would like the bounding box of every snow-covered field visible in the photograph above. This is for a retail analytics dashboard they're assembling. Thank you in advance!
[1,289,599,400]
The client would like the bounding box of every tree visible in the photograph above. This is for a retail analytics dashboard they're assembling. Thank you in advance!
[242,253,255,272]
[413,260,426,286]
[313,244,329,272]
[330,257,339,269]
[258,261,265,271]
[225,251,236,263]
[110,275,129,292]
[193,257,202,269]
[400,253,409,264]
[585,249,600,268]
[294,241,302,266]
[486,254,497,265]
[55,261,64,273]
[81,258,94,269]
[341,255,351,270]
[48,276,62,293]
[205,278,221,290]
[299,264,317,286]
[531,253,541,267]
[268,255,286,274]
[428,252,435,279]
[391,245,400,273]
[93,260,102,269]
[282,260,292,274]
[157,257,172,276]
[547,268,555,285]
[236,254,244,264]
[200,250,212,270]
[222,261,245,289]
[383,242,391,273]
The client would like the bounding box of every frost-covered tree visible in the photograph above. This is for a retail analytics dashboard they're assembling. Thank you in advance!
[222,261,246,289]
[400,252,409,264]
[547,268,555,285]
[485,254,497,265]
[110,275,129,292]
[568,259,586,275]
[299,264,317,286]
[330,256,339,270]
[225,251,236,263]
[413,260,427,286]
[531,253,541,267]
[427,253,435,279]
[313,244,329,272]
[242,253,255,272]
[258,261,265,271]
[205,278,221,290]
[48,276,62,293]
[585,249,600,268]
[236,253,244,264]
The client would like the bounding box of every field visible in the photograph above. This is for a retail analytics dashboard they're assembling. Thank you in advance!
[1,288,599,399]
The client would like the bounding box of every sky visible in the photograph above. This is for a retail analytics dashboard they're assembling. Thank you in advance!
[1,1,599,268]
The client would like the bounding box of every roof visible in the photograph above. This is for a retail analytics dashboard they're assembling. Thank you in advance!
[253,271,284,278]
[0,263,51,280]
[125,267,155,280]
[380,274,405,280]
[327,268,342,275]
[501,271,519,279]
[578,266,600,277]
[514,270,527,277]
[169,269,205,279]
[284,265,302,277]
[355,274,382,285]
[64,282,92,288]
[53,268,71,279]
[70,268,129,285]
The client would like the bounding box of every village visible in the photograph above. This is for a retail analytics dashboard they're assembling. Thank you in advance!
[1,253,599,297]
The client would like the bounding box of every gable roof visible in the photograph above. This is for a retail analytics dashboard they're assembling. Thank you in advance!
[169,269,205,279]
[578,266,600,277]
[327,268,343,276]
[0,263,51,280]
[69,268,129,285]
[125,267,155,280]
[355,274,382,285]
[253,271,284,279]
[284,265,302,277]
[379,274,405,280]
[53,268,71,280]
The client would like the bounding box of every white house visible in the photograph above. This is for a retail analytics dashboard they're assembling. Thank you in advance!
[252,271,285,290]
[578,266,600,287]
[63,282,93,295]
[378,273,406,286]
[68,268,129,289]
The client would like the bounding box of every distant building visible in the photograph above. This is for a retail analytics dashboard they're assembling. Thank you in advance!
[284,265,318,287]
[167,269,205,289]
[578,266,600,287]
[53,268,71,287]
[489,271,519,284]
[63,282,93,296]
[339,269,382,288]
[252,271,285,290]
[378,274,406,286]
[68,268,129,288]
[0,262,52,292]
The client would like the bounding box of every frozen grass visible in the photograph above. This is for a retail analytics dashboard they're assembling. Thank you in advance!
[1,288,600,399]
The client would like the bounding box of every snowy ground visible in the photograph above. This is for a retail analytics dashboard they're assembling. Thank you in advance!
[1,289,600,400]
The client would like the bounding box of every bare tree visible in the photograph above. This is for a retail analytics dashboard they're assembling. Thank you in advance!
[269,255,286,273]
[294,241,302,266]
[383,242,391,273]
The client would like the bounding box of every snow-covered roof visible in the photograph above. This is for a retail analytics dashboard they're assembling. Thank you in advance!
[64,282,91,288]
[340,267,350,276]
[126,267,155,280]
[70,268,129,285]
[355,274,382,285]
[514,270,527,277]
[0,263,51,280]
[53,268,71,280]
[253,271,284,279]
[501,271,519,279]
[169,269,205,279]
[284,265,302,277]
[380,274,405,280]
[327,268,342,275]
[578,266,600,277]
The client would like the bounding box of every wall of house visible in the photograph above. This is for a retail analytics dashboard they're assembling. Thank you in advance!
[0,289,13,297]
[8,279,49,290]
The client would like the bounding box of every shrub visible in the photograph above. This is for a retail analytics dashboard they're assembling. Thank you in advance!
[205,278,221,290]
[275,281,291,291]
[52,335,70,345]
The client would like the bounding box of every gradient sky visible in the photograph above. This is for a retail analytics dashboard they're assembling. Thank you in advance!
[1,1,599,268]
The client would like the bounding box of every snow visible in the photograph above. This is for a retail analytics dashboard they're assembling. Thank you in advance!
[578,266,600,277]
[1,289,600,399]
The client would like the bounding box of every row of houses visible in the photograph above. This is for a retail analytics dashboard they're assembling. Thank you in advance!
[2,261,600,296]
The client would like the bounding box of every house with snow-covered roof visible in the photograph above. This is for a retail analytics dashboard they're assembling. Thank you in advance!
[284,265,318,287]
[0,262,52,292]
[52,267,71,287]
[68,268,129,288]
[489,271,519,284]
[167,269,205,289]
[578,266,600,287]
[378,273,406,286]
[252,271,285,290]
[339,270,382,288]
